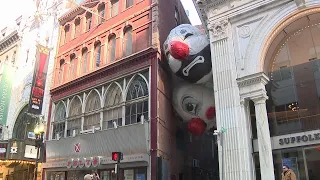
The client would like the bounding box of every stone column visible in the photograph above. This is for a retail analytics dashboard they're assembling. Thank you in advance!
[237,72,275,180]
[252,96,275,180]
[208,19,255,180]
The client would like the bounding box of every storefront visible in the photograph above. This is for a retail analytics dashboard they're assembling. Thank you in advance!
[249,6,320,180]
[43,154,149,180]
[43,122,150,180]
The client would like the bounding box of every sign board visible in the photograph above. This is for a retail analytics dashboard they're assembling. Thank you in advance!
[28,45,50,114]
[136,174,146,180]
[0,143,7,159]
[24,145,37,159]
[28,132,36,139]
[0,64,14,126]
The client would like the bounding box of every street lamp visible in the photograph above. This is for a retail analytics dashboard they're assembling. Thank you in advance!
[34,120,45,180]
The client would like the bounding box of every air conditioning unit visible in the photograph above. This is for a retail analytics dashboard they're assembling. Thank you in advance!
[192,159,200,168]
[72,129,76,137]
[140,114,145,124]
[92,126,95,133]
[56,134,60,140]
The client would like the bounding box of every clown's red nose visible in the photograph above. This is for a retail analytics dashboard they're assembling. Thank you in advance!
[169,41,189,60]
[187,118,206,136]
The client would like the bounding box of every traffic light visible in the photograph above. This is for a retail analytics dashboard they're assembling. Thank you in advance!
[112,152,123,161]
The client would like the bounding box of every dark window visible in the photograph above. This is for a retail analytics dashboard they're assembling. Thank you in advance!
[74,18,81,38]
[95,42,101,67]
[123,26,133,56]
[64,25,70,43]
[111,0,119,17]
[125,76,149,125]
[98,5,105,23]
[67,97,82,137]
[126,0,133,8]
[109,35,116,61]
[175,7,180,26]
[86,13,92,31]
[52,102,66,139]
[70,54,76,79]
[82,48,88,73]
[58,59,65,84]
[12,51,16,64]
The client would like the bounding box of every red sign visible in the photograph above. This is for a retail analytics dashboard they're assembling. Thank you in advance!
[92,157,100,167]
[85,158,92,168]
[67,159,72,169]
[78,158,85,168]
[28,45,50,114]
[72,159,78,168]
[74,143,80,153]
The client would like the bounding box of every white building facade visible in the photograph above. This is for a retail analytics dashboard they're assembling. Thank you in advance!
[0,0,68,140]
[195,0,320,180]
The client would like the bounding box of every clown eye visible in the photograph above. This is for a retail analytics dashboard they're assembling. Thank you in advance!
[182,96,200,115]
[180,29,187,34]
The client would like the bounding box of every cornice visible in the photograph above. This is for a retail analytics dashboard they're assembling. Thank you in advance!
[50,48,157,100]
[58,0,100,25]
[0,30,20,53]
[237,72,269,88]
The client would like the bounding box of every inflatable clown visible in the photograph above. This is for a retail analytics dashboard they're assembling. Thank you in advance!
[164,24,216,136]
[172,83,216,136]
[163,24,212,84]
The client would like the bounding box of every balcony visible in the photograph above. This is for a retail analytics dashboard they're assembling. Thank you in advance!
[46,122,149,161]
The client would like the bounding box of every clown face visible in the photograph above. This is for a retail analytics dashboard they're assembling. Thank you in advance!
[173,83,216,136]
[164,24,212,84]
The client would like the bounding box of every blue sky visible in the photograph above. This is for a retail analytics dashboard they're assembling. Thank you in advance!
[0,0,202,30]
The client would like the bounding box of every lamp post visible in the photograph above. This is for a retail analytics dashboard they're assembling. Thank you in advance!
[34,120,45,180]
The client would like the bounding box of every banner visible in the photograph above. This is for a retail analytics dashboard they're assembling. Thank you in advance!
[28,45,50,114]
[0,64,14,126]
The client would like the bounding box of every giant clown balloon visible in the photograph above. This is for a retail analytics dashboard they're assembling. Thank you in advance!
[163,24,212,84]
[172,83,216,136]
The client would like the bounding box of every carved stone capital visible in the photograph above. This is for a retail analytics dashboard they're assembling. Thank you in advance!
[208,18,229,41]
[294,0,306,9]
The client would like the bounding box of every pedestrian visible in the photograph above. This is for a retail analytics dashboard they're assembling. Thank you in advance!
[84,174,94,180]
[281,165,296,180]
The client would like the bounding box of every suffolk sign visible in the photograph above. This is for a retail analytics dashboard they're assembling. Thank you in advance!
[0,64,14,125]
[253,130,320,152]
[28,45,50,114]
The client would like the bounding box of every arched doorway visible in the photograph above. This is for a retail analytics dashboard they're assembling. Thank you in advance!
[12,105,37,140]
[253,9,320,180]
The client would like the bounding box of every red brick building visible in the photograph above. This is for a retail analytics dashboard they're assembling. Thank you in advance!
[41,0,201,179]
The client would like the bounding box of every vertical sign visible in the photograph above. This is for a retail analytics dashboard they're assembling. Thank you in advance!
[0,143,7,159]
[28,45,50,114]
[0,64,14,125]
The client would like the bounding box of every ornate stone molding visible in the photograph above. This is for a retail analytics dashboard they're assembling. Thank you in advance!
[294,0,306,8]
[208,18,229,41]
[237,72,269,104]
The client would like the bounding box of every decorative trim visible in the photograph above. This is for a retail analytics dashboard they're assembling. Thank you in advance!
[208,18,229,41]
[239,25,251,38]
[50,48,156,101]
[0,30,20,53]
[237,72,269,88]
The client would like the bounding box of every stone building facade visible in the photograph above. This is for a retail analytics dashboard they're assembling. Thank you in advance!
[194,0,320,180]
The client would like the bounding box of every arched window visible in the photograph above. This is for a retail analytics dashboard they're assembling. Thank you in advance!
[108,34,116,61]
[111,0,119,17]
[84,90,101,130]
[5,56,8,62]
[125,75,149,125]
[82,48,88,73]
[86,13,92,31]
[74,18,81,38]
[64,25,70,43]
[67,97,82,137]
[125,0,133,9]
[58,59,65,84]
[12,51,16,64]
[94,41,101,67]
[103,83,123,129]
[70,54,76,80]
[52,102,66,139]
[98,4,105,24]
[123,26,133,56]
[12,106,37,139]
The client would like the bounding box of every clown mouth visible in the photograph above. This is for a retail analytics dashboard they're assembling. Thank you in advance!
[182,56,205,76]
